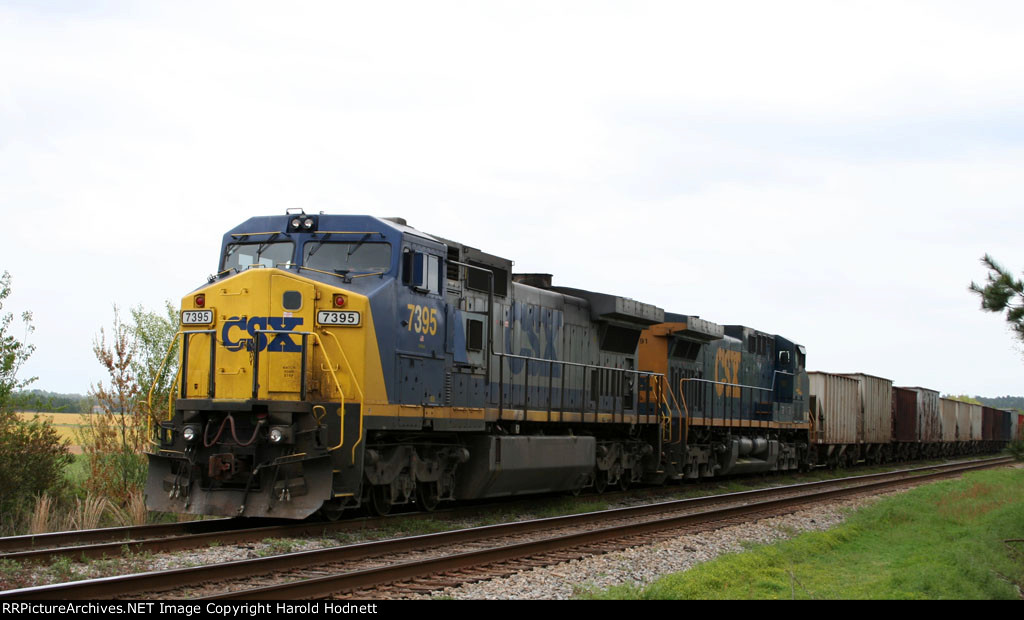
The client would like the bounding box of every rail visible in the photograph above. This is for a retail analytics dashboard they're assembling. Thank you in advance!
[491,350,663,423]
[149,327,364,465]
[146,330,191,443]
[318,329,366,463]
[677,370,796,427]
[450,259,664,422]
[251,329,362,464]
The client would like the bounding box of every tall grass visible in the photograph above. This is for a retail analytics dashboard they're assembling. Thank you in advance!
[27,493,110,533]
[70,495,109,531]
[108,489,148,527]
[28,495,53,534]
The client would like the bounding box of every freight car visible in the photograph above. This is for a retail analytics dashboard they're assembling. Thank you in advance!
[144,212,1010,520]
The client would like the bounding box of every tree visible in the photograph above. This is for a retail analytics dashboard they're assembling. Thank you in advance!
[82,306,146,503]
[969,254,1024,342]
[80,302,179,506]
[0,272,70,530]
[0,271,36,407]
[130,302,180,422]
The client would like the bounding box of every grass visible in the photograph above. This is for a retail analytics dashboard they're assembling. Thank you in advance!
[579,467,1024,600]
[256,538,302,557]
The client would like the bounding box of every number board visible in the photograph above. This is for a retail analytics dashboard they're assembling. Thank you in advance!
[317,310,361,326]
[181,310,213,325]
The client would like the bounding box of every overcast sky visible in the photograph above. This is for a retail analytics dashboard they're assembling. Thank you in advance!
[2,1,1023,398]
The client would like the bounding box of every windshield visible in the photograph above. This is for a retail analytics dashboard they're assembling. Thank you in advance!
[303,240,392,273]
[222,241,295,271]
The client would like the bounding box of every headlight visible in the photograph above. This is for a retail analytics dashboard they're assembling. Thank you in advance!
[182,426,197,442]
[269,428,284,443]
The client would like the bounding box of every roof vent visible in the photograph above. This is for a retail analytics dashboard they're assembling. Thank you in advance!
[383,217,408,227]
[513,273,553,289]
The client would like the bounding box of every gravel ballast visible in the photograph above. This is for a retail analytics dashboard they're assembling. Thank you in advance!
[411,493,898,600]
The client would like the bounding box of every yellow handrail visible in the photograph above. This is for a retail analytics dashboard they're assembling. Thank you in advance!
[656,376,671,444]
[146,330,189,445]
[318,329,365,464]
[145,326,365,465]
[660,375,686,445]
[678,378,692,445]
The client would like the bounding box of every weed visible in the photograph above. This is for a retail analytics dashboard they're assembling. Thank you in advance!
[256,538,301,557]
[49,556,77,583]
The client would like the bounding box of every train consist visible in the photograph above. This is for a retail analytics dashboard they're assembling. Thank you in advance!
[144,212,1019,519]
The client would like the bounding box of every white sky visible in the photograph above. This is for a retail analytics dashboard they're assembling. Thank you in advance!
[1,1,1023,397]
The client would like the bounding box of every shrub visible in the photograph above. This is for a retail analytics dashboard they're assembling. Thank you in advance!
[1006,439,1024,462]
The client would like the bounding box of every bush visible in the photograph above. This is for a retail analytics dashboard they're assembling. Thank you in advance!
[80,303,177,509]
[0,411,72,533]
[1006,439,1024,462]
[0,272,72,534]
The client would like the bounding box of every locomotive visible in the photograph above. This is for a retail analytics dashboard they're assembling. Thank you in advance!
[144,212,1011,519]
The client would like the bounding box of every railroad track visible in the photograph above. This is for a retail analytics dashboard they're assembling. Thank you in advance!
[0,455,996,564]
[1,455,1011,601]
[0,487,632,564]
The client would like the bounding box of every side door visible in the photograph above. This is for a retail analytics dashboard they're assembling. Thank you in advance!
[397,243,447,406]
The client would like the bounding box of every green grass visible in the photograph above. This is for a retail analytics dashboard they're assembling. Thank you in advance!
[256,537,302,556]
[579,467,1024,600]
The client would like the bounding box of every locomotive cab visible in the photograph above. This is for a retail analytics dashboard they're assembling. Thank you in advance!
[146,213,412,518]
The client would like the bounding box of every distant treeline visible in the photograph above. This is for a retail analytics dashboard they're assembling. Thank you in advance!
[12,390,97,414]
[974,396,1024,412]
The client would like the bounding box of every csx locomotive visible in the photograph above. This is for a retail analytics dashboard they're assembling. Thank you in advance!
[145,212,1010,519]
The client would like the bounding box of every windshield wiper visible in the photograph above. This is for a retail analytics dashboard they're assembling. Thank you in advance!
[255,233,281,258]
[305,233,332,260]
[347,233,371,258]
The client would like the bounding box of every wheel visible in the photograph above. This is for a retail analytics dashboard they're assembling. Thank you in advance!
[416,480,440,512]
[319,502,345,522]
[619,469,632,491]
[369,485,392,516]
[593,469,608,494]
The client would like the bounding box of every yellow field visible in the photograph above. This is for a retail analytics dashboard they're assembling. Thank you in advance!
[17,412,89,425]
[15,412,89,454]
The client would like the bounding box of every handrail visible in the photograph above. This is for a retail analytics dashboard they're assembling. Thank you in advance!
[657,376,671,444]
[146,330,190,443]
[679,372,790,425]
[491,349,662,417]
[677,378,692,445]
[679,369,793,393]
[660,375,687,445]
[319,329,366,464]
[250,329,362,463]
[148,324,366,466]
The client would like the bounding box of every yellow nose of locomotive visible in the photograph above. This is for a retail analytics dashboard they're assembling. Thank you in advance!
[148,266,386,519]
[178,267,380,404]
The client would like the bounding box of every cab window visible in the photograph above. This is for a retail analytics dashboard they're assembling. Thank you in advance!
[223,241,295,271]
[403,250,442,295]
[303,240,392,274]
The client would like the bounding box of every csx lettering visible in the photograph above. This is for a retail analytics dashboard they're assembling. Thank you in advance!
[406,304,438,336]
[714,349,742,398]
[222,316,304,352]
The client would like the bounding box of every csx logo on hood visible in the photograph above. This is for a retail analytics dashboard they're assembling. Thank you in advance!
[222,316,304,352]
